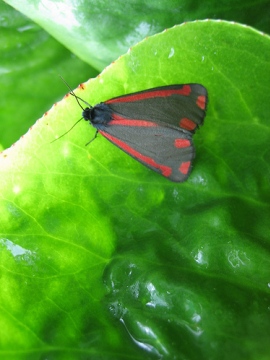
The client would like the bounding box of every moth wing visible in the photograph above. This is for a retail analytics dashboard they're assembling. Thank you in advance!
[100,123,194,182]
[92,83,208,181]
[105,84,208,132]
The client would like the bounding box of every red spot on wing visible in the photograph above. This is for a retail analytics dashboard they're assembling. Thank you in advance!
[174,139,191,148]
[100,131,172,178]
[179,118,196,131]
[106,85,191,104]
[197,95,206,110]
[110,114,158,127]
[179,161,191,175]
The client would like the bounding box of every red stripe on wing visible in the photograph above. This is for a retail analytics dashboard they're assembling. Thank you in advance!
[179,161,191,175]
[99,131,172,178]
[179,118,197,131]
[174,139,191,148]
[106,85,191,104]
[197,95,207,110]
[110,114,158,127]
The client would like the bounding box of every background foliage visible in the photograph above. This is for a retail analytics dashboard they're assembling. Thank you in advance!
[1,1,270,359]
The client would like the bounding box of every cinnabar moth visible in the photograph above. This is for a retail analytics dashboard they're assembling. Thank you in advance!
[60,83,208,182]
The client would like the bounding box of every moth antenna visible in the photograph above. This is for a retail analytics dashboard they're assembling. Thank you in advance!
[69,92,93,109]
[58,75,92,110]
[51,117,83,143]
[52,76,93,143]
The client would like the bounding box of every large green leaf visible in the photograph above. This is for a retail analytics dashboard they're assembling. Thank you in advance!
[2,0,270,148]
[5,0,270,70]
[0,2,97,148]
[1,19,270,359]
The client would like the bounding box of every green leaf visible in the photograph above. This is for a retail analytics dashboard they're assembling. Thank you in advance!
[5,0,270,70]
[0,2,97,148]
[1,19,270,360]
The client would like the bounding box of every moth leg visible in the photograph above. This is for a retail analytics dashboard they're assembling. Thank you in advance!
[85,129,99,146]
